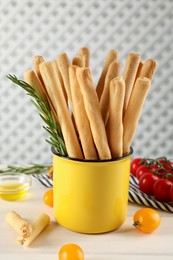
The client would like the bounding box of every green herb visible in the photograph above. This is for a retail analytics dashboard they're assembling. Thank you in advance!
[7,75,67,156]
[0,164,51,174]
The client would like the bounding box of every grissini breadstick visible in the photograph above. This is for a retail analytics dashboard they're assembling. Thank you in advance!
[69,66,98,160]
[33,55,52,99]
[24,70,48,105]
[123,53,140,116]
[76,67,111,160]
[139,59,157,81]
[96,49,119,100]
[17,213,50,247]
[134,61,143,83]
[5,211,32,238]
[39,61,83,159]
[33,55,68,105]
[57,54,77,131]
[57,53,73,110]
[78,47,90,67]
[100,61,121,124]
[55,64,68,104]
[123,77,151,155]
[33,55,45,86]
[32,57,60,124]
[72,56,84,67]
[57,53,82,132]
[39,61,59,112]
[107,77,125,158]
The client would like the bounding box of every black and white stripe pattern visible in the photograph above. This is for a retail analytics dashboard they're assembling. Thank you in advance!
[32,174,53,188]
[32,173,173,213]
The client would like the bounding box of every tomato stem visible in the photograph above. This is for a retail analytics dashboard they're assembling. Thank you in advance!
[140,159,154,168]
[164,172,173,180]
[156,156,168,162]
[133,221,141,227]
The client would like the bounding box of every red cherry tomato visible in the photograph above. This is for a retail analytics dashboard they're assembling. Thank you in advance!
[157,158,173,171]
[136,164,160,180]
[152,168,167,178]
[168,176,173,182]
[130,158,143,176]
[139,172,160,195]
[165,172,173,182]
[169,186,173,202]
[153,179,173,202]
[162,162,173,171]
[157,158,168,164]
[136,165,151,180]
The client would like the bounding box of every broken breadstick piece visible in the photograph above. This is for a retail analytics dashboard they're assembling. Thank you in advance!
[123,53,140,116]
[78,47,90,67]
[17,213,50,247]
[139,59,157,81]
[123,77,151,155]
[76,67,111,160]
[69,66,98,160]
[100,61,121,124]
[5,211,32,238]
[107,77,125,158]
[96,49,119,100]
[40,61,83,159]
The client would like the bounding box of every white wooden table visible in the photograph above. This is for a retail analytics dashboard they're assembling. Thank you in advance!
[0,177,173,260]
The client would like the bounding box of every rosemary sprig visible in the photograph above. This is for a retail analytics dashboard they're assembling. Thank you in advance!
[0,164,51,174]
[7,75,67,156]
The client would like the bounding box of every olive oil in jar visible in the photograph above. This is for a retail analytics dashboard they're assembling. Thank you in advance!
[0,183,28,200]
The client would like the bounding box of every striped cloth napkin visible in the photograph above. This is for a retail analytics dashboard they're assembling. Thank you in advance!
[33,173,173,213]
[32,173,53,187]
[129,174,173,213]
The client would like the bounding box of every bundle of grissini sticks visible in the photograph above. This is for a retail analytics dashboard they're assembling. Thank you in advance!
[24,48,157,160]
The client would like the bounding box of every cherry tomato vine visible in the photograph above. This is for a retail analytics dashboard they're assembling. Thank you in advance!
[131,156,173,202]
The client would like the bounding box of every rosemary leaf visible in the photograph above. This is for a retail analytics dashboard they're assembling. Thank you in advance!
[7,74,67,156]
[0,165,51,174]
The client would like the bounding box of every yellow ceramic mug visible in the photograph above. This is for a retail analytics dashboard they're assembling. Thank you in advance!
[52,147,133,234]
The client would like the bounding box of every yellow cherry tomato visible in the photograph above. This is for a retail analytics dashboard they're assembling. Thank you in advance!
[133,208,161,233]
[48,166,53,179]
[59,243,84,260]
[43,189,53,207]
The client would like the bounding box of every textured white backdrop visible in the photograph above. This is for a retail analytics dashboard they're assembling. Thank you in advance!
[0,0,173,164]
